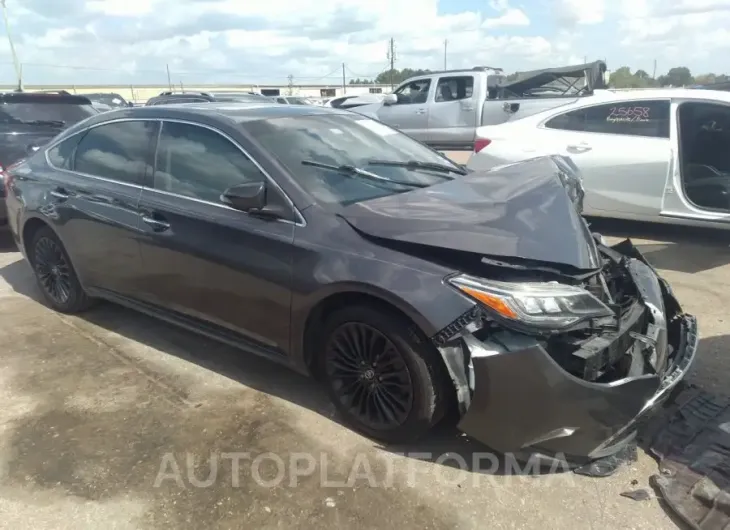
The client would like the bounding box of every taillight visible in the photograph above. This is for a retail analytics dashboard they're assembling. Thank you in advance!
[474,138,492,153]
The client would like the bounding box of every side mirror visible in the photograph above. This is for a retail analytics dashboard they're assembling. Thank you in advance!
[383,93,398,105]
[221,182,266,212]
[26,144,40,154]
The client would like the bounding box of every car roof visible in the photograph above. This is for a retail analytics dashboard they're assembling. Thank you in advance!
[92,102,354,123]
[0,91,92,105]
[585,88,730,104]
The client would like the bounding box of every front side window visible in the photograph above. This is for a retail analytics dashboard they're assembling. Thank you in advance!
[435,76,474,102]
[545,100,670,138]
[73,120,157,184]
[242,114,463,206]
[154,121,265,203]
[394,79,431,105]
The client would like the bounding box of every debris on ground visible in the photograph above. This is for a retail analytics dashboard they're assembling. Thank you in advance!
[573,444,638,478]
[641,384,730,530]
[620,489,652,502]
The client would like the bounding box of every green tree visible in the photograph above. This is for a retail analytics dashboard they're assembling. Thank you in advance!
[609,66,657,88]
[657,67,693,87]
[374,68,432,86]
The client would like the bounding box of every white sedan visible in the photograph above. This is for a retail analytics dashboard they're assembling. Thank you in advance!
[467,88,730,229]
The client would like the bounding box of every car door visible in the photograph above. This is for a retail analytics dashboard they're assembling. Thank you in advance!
[43,119,157,297]
[539,99,672,216]
[376,78,432,142]
[427,75,478,149]
[135,120,295,356]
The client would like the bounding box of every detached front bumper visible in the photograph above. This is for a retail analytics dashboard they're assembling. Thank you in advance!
[454,245,699,461]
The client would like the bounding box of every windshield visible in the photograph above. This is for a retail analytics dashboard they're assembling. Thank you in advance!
[0,102,97,125]
[86,93,128,108]
[286,97,310,105]
[243,114,463,205]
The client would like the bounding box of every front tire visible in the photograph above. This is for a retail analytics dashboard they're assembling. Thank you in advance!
[29,226,93,313]
[320,305,447,444]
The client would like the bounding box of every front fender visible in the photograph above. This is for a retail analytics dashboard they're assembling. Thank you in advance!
[288,251,476,373]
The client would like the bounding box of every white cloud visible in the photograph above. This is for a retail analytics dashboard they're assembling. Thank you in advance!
[483,8,530,28]
[556,0,605,25]
[2,0,730,86]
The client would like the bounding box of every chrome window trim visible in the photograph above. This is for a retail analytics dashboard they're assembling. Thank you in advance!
[43,116,306,226]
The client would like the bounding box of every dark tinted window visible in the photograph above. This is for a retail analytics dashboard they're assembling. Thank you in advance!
[545,100,670,138]
[47,135,83,170]
[243,114,462,206]
[0,102,96,126]
[154,122,265,202]
[74,121,156,184]
[435,76,474,102]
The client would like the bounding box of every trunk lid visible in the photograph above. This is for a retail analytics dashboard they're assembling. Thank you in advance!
[340,156,600,271]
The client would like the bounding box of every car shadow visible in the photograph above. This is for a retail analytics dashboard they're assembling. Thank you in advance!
[0,231,17,253]
[585,218,730,274]
[0,256,726,483]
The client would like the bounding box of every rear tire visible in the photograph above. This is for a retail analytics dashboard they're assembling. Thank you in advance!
[319,304,447,444]
[29,226,93,313]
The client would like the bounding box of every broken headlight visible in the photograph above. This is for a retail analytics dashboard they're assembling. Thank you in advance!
[448,274,613,330]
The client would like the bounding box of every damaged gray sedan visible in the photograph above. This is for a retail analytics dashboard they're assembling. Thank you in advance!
[7,104,698,465]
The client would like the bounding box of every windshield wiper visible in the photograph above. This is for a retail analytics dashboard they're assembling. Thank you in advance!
[301,160,429,188]
[17,119,66,127]
[367,159,467,177]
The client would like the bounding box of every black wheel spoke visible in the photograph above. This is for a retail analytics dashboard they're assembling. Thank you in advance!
[33,236,73,305]
[325,322,414,431]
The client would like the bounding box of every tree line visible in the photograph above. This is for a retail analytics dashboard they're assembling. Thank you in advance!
[349,66,728,89]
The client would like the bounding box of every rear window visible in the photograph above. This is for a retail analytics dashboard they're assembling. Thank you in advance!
[0,101,96,126]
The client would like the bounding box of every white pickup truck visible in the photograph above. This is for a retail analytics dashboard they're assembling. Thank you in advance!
[352,61,608,151]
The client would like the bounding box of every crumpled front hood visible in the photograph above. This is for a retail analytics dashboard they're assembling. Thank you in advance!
[340,156,601,271]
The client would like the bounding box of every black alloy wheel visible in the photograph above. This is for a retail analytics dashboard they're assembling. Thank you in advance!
[325,322,414,430]
[30,226,93,313]
[34,236,72,305]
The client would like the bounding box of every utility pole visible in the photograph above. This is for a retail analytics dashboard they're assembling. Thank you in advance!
[166,64,172,91]
[1,0,22,91]
[342,62,346,94]
[652,59,657,80]
[444,39,448,70]
[387,38,397,90]
[287,74,294,95]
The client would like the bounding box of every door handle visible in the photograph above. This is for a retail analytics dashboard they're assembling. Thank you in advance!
[141,215,171,232]
[567,143,592,153]
[50,188,69,200]
[415,108,426,115]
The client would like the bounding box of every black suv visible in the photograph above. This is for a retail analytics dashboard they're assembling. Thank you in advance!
[0,91,97,227]
[145,91,269,106]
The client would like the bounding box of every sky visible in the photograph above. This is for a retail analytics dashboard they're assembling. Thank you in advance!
[1,0,729,86]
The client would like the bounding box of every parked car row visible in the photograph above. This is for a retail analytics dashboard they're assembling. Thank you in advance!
[2,100,698,470]
[0,90,98,227]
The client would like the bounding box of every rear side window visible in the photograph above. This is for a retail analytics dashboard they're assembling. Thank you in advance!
[0,102,96,126]
[154,121,266,203]
[47,135,83,170]
[545,100,670,138]
[435,76,474,102]
[73,120,157,184]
